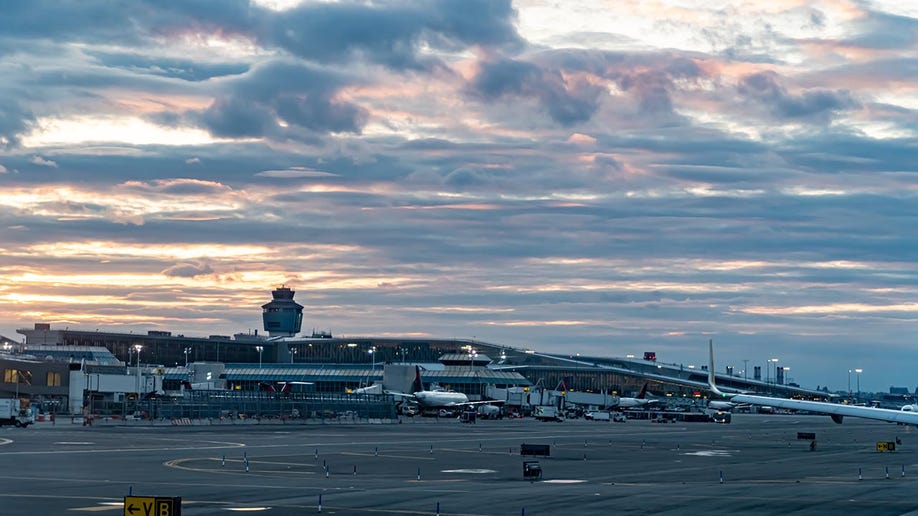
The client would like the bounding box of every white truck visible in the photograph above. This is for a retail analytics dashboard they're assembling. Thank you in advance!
[533,406,563,422]
[0,399,34,427]
[585,411,626,422]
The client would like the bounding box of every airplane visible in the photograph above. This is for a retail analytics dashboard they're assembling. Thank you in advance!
[352,366,503,411]
[180,380,224,391]
[706,400,751,411]
[707,340,918,425]
[259,381,311,394]
[610,383,661,409]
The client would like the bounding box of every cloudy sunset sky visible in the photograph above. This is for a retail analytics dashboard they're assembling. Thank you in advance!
[1,0,916,392]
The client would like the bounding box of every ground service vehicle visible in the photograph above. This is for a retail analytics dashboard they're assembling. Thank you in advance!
[0,399,33,427]
[585,411,626,422]
[533,406,563,422]
[712,411,732,424]
[585,411,610,421]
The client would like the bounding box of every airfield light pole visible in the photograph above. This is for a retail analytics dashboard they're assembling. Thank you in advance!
[290,348,297,364]
[848,369,852,397]
[133,344,143,401]
[184,347,192,368]
[255,346,264,369]
[369,346,376,370]
[768,358,779,393]
[855,368,863,400]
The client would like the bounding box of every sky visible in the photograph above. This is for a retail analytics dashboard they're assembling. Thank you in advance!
[0,0,915,393]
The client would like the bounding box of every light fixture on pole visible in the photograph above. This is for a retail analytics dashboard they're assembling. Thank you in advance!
[855,368,863,400]
[184,347,192,368]
[369,346,377,370]
[848,369,852,396]
[768,358,779,388]
[133,344,143,398]
[255,346,264,369]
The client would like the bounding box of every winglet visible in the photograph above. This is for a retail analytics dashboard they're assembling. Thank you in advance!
[708,339,730,398]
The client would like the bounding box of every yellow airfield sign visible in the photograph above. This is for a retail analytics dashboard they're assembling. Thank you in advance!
[123,496,181,516]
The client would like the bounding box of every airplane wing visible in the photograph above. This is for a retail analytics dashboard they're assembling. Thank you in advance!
[707,340,918,426]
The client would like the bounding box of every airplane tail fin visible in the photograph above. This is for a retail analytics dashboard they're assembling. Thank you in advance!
[259,382,277,392]
[708,339,729,398]
[636,382,648,399]
[280,382,291,394]
[412,366,423,394]
[181,381,193,391]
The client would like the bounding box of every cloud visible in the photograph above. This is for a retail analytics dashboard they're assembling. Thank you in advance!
[255,167,338,178]
[87,51,250,82]
[161,261,215,278]
[738,71,857,121]
[30,155,58,167]
[0,99,34,148]
[119,178,232,196]
[0,1,917,392]
[261,0,522,71]
[189,60,369,139]
[467,57,604,126]
[0,164,7,173]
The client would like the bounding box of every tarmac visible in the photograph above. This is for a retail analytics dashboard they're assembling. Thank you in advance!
[0,414,915,515]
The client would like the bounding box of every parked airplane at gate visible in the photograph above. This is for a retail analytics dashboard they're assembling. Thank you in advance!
[259,381,311,393]
[611,382,661,409]
[352,366,503,410]
[707,340,918,425]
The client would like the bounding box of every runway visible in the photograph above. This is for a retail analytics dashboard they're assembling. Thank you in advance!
[0,415,914,515]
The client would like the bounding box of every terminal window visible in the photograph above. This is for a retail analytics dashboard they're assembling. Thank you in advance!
[47,372,61,387]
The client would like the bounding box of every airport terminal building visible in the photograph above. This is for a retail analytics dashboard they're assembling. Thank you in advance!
[4,286,829,416]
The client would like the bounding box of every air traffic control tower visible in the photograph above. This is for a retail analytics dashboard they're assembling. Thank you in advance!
[262,286,304,337]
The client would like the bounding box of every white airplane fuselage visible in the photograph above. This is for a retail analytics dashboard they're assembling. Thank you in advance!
[414,390,470,407]
[616,398,655,408]
[707,400,736,411]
